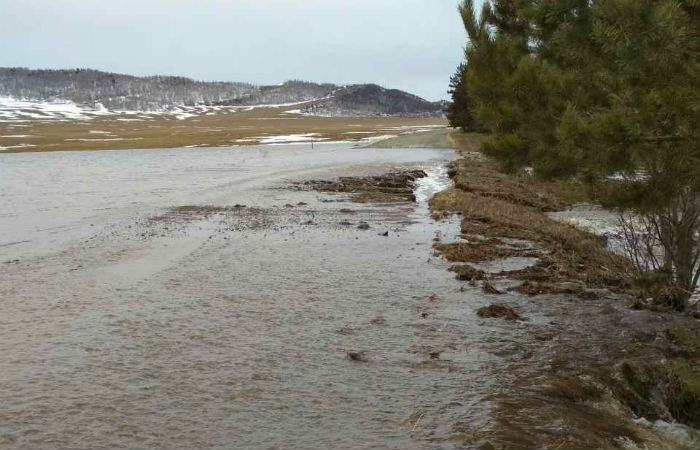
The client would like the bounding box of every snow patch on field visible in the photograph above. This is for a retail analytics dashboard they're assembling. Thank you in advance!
[362,134,398,142]
[258,133,326,144]
[0,143,36,150]
[232,133,329,145]
[64,138,144,142]
[175,113,198,120]
[0,96,247,123]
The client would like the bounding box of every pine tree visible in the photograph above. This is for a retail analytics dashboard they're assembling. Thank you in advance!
[454,0,700,308]
[446,63,475,131]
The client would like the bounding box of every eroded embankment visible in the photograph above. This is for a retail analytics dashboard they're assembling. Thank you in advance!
[425,135,700,450]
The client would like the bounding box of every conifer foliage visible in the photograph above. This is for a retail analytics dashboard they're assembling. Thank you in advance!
[452,0,700,308]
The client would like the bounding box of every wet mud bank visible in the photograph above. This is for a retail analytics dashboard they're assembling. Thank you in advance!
[294,169,428,203]
[428,149,700,450]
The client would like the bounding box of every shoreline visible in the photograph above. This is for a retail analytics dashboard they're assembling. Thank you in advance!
[419,131,700,449]
[361,129,700,448]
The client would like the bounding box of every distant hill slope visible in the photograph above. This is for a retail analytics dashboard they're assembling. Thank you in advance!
[0,68,445,117]
[0,68,256,111]
[223,80,337,106]
[304,84,448,117]
[226,81,445,117]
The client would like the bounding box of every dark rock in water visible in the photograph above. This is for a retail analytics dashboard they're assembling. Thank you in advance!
[339,208,355,213]
[378,231,389,236]
[233,204,246,208]
[370,316,386,325]
[297,202,308,206]
[477,303,522,321]
[284,203,294,208]
[347,351,368,362]
[429,351,441,360]
[302,220,315,225]
[338,221,353,226]
[357,222,371,230]
[483,281,505,295]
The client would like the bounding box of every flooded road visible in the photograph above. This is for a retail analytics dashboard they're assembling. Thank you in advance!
[0,144,506,449]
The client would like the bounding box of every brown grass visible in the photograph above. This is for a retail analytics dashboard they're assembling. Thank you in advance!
[0,106,447,153]
[432,137,633,291]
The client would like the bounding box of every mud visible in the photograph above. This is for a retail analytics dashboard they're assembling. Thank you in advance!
[295,169,428,203]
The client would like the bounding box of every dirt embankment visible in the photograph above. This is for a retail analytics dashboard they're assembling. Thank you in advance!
[425,130,700,450]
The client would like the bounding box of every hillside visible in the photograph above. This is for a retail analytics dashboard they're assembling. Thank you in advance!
[0,68,256,111]
[302,84,448,117]
[0,68,445,117]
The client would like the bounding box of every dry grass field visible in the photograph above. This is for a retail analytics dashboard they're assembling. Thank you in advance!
[0,105,447,153]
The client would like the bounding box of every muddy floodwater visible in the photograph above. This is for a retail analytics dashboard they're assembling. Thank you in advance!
[1,143,517,449]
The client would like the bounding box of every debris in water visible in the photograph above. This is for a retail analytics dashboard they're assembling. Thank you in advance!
[347,351,368,362]
[477,303,523,321]
[483,281,505,295]
[378,231,389,236]
[370,316,386,325]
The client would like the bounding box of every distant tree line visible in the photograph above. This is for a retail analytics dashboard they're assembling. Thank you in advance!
[225,80,337,106]
[0,68,256,110]
[449,0,700,309]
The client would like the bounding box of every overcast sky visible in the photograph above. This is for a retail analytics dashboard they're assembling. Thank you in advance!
[0,0,471,101]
